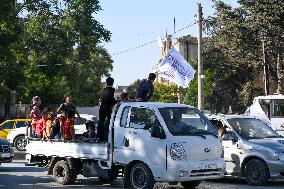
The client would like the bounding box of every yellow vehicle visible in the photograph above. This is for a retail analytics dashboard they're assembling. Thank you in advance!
[0,119,31,139]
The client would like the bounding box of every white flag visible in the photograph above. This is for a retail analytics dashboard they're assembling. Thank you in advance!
[157,36,163,50]
[245,101,271,127]
[157,48,196,88]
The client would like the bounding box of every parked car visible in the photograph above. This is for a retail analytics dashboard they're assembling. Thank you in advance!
[7,114,97,151]
[0,119,31,139]
[207,114,284,186]
[0,138,13,165]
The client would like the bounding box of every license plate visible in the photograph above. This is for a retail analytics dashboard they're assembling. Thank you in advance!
[203,163,217,169]
[1,153,11,158]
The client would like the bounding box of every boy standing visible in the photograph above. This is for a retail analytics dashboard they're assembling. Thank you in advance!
[97,77,116,142]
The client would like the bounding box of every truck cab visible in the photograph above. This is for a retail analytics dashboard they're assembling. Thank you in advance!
[26,102,225,189]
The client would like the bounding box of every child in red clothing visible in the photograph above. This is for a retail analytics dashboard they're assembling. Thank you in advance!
[58,110,75,141]
[26,96,41,138]
[35,110,48,139]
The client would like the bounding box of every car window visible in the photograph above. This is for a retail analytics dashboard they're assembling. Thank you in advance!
[16,122,26,128]
[273,99,284,118]
[120,106,130,128]
[1,122,15,129]
[129,107,160,130]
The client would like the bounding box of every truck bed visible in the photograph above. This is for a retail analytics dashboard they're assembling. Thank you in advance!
[26,140,108,160]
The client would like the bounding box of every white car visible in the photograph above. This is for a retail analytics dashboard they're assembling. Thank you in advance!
[7,114,97,151]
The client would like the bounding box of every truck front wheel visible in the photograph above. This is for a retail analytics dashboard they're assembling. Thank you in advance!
[53,160,76,185]
[130,162,155,189]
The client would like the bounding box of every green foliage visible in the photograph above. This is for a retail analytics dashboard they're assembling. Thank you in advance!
[203,0,284,113]
[127,79,141,98]
[0,0,113,110]
[185,70,213,109]
[151,82,179,103]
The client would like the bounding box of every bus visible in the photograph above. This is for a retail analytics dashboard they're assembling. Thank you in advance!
[254,95,284,135]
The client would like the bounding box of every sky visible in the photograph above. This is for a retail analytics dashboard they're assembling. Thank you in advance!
[95,0,239,86]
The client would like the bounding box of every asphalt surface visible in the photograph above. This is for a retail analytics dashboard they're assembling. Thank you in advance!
[1,160,284,189]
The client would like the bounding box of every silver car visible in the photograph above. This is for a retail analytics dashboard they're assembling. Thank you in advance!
[208,114,284,186]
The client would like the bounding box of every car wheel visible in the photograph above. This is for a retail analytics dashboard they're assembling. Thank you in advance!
[244,159,269,186]
[14,135,26,151]
[53,160,76,185]
[130,162,155,189]
[180,181,201,188]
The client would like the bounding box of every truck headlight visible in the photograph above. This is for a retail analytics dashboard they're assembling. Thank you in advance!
[170,143,186,160]
[273,152,284,160]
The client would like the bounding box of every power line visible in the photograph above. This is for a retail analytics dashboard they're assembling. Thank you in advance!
[110,22,196,43]
[112,22,196,56]
[111,29,167,42]
[112,40,157,56]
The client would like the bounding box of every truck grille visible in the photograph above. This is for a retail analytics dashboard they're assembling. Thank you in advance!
[190,168,222,177]
[0,145,10,153]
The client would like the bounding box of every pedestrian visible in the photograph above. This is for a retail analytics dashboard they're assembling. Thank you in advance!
[97,77,116,142]
[136,73,156,102]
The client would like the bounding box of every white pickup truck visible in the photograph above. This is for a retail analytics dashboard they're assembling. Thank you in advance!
[25,102,225,189]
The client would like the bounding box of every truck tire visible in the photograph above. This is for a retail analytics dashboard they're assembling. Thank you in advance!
[244,159,269,186]
[180,181,201,188]
[130,162,155,189]
[53,160,76,185]
[14,135,26,151]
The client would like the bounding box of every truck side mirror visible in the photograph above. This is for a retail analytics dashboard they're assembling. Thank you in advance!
[151,125,166,139]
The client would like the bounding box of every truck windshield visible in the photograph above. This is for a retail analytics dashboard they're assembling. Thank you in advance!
[159,107,216,136]
[227,118,280,139]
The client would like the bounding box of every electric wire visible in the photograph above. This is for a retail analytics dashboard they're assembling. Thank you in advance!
[112,22,196,56]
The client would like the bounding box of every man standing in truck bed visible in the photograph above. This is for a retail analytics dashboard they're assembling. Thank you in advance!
[97,77,116,142]
[136,73,156,102]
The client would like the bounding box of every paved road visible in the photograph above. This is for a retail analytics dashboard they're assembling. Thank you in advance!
[1,161,284,189]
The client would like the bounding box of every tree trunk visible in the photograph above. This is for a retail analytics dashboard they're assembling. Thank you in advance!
[277,50,283,94]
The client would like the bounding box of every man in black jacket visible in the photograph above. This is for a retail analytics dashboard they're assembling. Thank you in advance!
[136,73,156,102]
[97,77,116,142]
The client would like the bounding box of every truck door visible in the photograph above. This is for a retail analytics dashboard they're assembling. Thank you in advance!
[114,106,167,169]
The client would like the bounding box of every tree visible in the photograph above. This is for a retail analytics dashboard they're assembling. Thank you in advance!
[202,0,271,113]
[127,79,141,98]
[0,0,23,117]
[18,0,113,106]
[151,82,179,103]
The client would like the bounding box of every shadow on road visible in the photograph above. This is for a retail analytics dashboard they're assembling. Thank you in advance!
[0,163,46,173]
[207,177,284,187]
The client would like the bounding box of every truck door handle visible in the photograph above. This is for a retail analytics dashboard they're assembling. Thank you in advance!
[132,131,137,135]
[124,138,129,147]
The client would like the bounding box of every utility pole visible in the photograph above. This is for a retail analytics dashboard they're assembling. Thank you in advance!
[262,38,269,95]
[197,3,204,111]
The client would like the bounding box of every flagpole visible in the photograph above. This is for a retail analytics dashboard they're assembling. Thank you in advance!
[197,3,204,112]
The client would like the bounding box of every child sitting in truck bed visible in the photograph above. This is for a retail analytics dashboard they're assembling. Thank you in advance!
[42,111,55,142]
[80,120,97,142]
